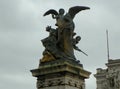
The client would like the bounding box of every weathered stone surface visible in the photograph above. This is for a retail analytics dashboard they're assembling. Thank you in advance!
[31,59,91,89]
[94,59,120,89]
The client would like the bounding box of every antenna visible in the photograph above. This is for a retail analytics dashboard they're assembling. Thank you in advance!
[106,30,110,60]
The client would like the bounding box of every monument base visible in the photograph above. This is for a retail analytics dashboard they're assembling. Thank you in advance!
[31,59,91,89]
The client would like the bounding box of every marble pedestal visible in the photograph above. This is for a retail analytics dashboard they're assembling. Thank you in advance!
[31,59,91,89]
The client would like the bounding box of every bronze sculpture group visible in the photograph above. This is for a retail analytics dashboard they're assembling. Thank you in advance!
[40,6,90,63]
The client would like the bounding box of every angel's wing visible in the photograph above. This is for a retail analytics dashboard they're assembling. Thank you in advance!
[43,9,58,16]
[68,6,90,19]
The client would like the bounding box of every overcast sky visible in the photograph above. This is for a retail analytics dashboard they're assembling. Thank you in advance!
[0,0,120,89]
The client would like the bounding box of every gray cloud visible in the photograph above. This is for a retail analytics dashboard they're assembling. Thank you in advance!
[0,0,120,89]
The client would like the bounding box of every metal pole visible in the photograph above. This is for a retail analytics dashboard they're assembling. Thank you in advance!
[106,30,110,60]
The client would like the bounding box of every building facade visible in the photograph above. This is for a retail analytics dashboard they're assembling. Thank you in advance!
[94,59,120,89]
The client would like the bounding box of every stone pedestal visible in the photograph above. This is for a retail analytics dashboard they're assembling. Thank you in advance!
[31,59,91,89]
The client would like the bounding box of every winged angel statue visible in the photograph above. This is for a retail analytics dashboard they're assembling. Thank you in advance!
[40,6,90,63]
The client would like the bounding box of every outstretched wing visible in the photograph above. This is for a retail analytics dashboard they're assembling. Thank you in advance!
[68,6,90,19]
[43,9,58,16]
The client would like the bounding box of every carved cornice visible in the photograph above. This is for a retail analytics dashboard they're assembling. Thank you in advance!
[31,60,91,79]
